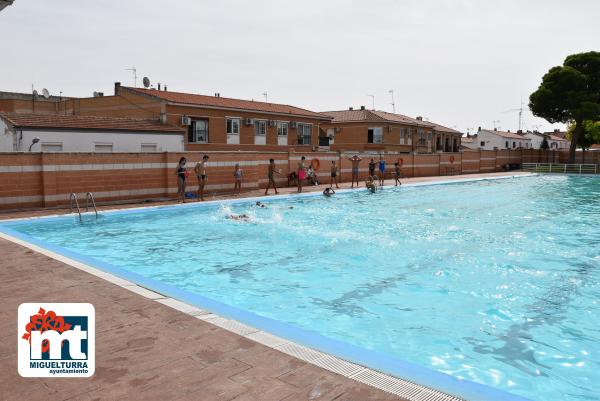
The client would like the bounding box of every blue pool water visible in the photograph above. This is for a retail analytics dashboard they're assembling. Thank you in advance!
[3,175,600,401]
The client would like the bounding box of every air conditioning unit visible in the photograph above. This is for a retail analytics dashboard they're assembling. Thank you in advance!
[181,116,192,126]
[268,120,276,127]
[290,121,297,129]
[244,118,253,126]
[334,127,341,133]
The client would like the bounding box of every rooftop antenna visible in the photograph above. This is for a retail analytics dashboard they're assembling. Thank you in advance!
[388,89,395,113]
[367,94,375,110]
[263,92,268,102]
[125,66,138,87]
[142,76,151,88]
[493,120,501,130]
[502,97,526,131]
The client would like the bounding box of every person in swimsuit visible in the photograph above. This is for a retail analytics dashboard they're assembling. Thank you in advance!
[194,155,209,201]
[394,162,402,186]
[348,155,362,188]
[297,156,306,193]
[378,156,386,186]
[330,160,340,188]
[227,213,250,221]
[175,157,187,203]
[365,175,377,193]
[233,163,243,195]
[368,158,376,178]
[265,159,282,195]
[323,187,335,197]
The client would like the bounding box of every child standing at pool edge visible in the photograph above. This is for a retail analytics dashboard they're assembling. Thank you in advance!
[233,163,243,195]
[195,155,209,201]
[330,160,340,189]
[265,159,282,195]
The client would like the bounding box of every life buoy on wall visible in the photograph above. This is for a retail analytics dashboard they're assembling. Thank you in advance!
[449,156,455,164]
[398,158,404,166]
[311,158,320,171]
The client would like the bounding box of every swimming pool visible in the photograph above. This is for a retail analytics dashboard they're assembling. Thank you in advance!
[2,174,599,401]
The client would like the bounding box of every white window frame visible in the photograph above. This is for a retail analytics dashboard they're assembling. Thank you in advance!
[400,128,406,144]
[141,143,158,152]
[297,123,312,145]
[277,121,289,137]
[190,119,209,144]
[254,119,267,136]
[94,142,113,153]
[367,127,383,144]
[226,117,241,135]
[40,142,63,152]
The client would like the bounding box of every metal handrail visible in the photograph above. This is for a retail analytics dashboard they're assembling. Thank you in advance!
[85,192,98,218]
[69,193,82,222]
[522,163,597,174]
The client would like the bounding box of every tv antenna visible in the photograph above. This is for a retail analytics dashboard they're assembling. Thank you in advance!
[142,76,151,88]
[367,94,375,110]
[262,92,268,102]
[125,67,138,87]
[388,89,395,113]
[502,98,526,131]
[493,120,501,130]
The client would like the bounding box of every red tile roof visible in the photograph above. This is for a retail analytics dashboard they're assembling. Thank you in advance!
[479,129,530,140]
[323,109,433,126]
[0,113,184,133]
[548,134,569,142]
[126,87,330,120]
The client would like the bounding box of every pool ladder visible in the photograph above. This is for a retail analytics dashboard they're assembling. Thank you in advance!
[69,192,98,221]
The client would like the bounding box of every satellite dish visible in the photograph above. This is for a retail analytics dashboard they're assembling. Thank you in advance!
[42,88,50,99]
[142,77,150,88]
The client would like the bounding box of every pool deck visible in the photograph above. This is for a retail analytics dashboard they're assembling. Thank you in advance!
[0,172,530,401]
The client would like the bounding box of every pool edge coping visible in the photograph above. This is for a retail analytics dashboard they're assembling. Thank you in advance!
[0,173,540,401]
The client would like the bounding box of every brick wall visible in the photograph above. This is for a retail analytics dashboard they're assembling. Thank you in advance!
[0,149,575,211]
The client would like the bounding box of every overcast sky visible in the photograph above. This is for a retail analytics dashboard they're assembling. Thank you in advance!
[1,0,599,133]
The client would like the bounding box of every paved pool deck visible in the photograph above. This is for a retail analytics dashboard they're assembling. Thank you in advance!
[0,172,530,401]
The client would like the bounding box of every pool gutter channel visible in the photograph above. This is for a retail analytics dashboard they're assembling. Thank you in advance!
[0,173,545,401]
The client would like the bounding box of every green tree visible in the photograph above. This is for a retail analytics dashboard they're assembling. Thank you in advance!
[529,51,600,162]
[540,136,549,149]
[566,120,600,162]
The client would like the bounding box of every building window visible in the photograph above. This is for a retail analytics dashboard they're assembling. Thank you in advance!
[277,121,288,137]
[297,123,312,145]
[512,141,516,148]
[226,118,240,135]
[400,128,407,144]
[254,120,267,136]
[41,142,63,152]
[367,127,383,144]
[141,143,157,152]
[189,119,208,143]
[417,129,426,146]
[505,141,509,148]
[94,143,113,153]
[480,141,485,147]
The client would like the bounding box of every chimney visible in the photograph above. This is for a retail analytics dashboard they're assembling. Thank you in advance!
[517,129,523,134]
[554,128,559,133]
[158,83,161,91]
[416,116,423,121]
[478,126,481,132]
[494,128,497,131]
[164,85,167,91]
[360,105,365,110]
[349,107,353,111]
[114,82,121,96]
[508,129,511,132]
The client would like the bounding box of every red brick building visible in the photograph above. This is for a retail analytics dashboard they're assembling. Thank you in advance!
[62,84,332,152]
[321,107,461,153]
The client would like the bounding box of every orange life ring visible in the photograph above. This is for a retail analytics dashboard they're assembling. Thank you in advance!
[398,158,404,166]
[449,156,455,164]
[311,158,320,171]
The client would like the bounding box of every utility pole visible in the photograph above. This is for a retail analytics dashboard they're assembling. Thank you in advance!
[388,89,395,113]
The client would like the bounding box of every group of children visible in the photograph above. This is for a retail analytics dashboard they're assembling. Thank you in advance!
[175,154,402,202]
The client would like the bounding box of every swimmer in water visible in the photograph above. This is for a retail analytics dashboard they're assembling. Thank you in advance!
[365,176,377,193]
[227,214,250,221]
[323,187,335,197]
[255,201,266,208]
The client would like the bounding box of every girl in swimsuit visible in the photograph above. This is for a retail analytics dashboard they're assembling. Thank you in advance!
[175,157,187,203]
[297,156,306,193]
[233,163,243,195]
